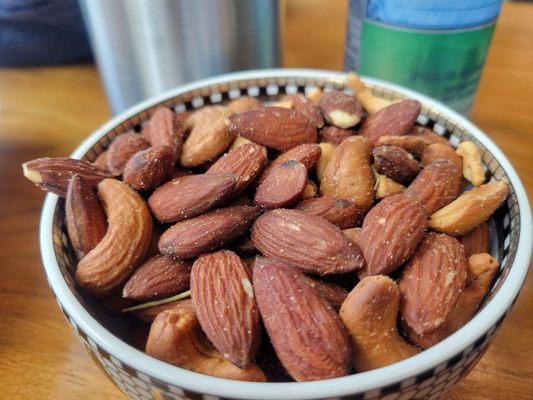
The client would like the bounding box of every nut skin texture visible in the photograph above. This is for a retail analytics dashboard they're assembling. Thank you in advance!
[75,179,153,297]
[65,175,107,259]
[22,157,112,197]
[180,106,234,167]
[404,160,462,215]
[399,233,467,336]
[320,126,354,145]
[142,107,185,160]
[316,142,335,182]
[191,250,261,368]
[456,141,485,186]
[358,195,427,277]
[320,136,374,211]
[375,135,431,158]
[421,143,463,170]
[359,100,421,143]
[254,160,307,210]
[460,222,490,258]
[340,276,420,372]
[296,196,363,229]
[228,107,317,151]
[159,206,260,259]
[251,208,364,275]
[148,173,237,223]
[319,90,363,129]
[122,145,175,191]
[291,93,324,128]
[122,255,192,302]
[253,258,352,381]
[374,174,406,199]
[428,181,509,236]
[301,276,349,310]
[372,145,421,185]
[146,309,266,381]
[405,253,498,348]
[207,143,268,196]
[133,298,194,323]
[106,132,150,175]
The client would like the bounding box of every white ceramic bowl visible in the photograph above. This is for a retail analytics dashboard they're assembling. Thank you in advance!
[39,69,532,400]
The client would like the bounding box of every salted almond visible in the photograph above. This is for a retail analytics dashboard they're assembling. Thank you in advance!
[374,174,406,199]
[316,142,335,182]
[302,276,349,310]
[375,135,431,158]
[292,94,324,128]
[410,126,451,147]
[456,141,485,186]
[296,196,363,229]
[106,132,150,175]
[142,107,184,160]
[421,143,463,170]
[428,181,509,236]
[320,126,354,145]
[373,145,421,185]
[460,222,490,258]
[253,257,352,381]
[93,151,110,172]
[319,90,363,129]
[122,145,175,191]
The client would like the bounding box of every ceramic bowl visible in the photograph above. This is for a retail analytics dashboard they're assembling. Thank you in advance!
[39,69,532,400]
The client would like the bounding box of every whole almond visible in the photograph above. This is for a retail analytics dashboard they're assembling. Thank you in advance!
[374,174,406,199]
[22,157,111,196]
[399,233,467,335]
[319,90,363,129]
[207,143,267,196]
[159,206,260,259]
[296,196,363,229]
[93,151,110,172]
[460,222,490,258]
[373,145,421,185]
[75,179,152,297]
[421,143,463,170]
[106,132,150,175]
[228,107,317,151]
[358,194,427,277]
[404,160,462,214]
[291,93,324,128]
[302,276,349,310]
[65,175,107,259]
[320,126,354,145]
[191,250,261,368]
[410,126,451,146]
[429,181,509,236]
[228,96,261,114]
[253,257,352,381]
[254,160,307,210]
[181,106,234,167]
[320,136,374,211]
[148,173,237,223]
[375,135,431,157]
[316,142,335,181]
[122,255,192,301]
[122,145,175,191]
[359,100,421,143]
[142,107,184,160]
[252,208,364,275]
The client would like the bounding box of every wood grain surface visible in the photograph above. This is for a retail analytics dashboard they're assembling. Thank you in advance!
[0,1,531,398]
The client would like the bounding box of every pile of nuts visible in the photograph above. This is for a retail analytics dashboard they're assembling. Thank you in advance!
[23,73,508,382]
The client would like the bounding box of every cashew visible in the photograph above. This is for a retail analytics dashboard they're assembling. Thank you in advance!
[146,310,266,381]
[456,141,485,186]
[227,96,261,114]
[306,87,323,105]
[340,276,419,372]
[316,142,336,182]
[230,135,253,150]
[346,72,395,114]
[374,173,406,199]
[342,227,361,245]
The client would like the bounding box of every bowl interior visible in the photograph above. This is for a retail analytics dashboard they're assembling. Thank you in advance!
[46,70,524,394]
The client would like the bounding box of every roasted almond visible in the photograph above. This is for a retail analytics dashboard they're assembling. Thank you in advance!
[122,255,192,301]
[148,173,237,223]
[142,107,184,160]
[320,126,354,145]
[421,143,463,170]
[191,250,261,368]
[232,236,257,255]
[410,126,451,147]
[93,151,110,172]
[207,143,267,196]
[253,257,352,381]
[251,208,364,275]
[404,160,462,215]
[399,233,467,336]
[181,106,234,167]
[22,157,112,196]
[65,175,107,259]
[359,100,421,143]
[319,90,363,129]
[375,135,431,158]
[291,93,324,128]
[460,222,490,258]
[122,145,175,191]
[228,107,317,151]
[428,181,509,236]
[373,145,421,185]
[254,160,307,210]
[159,206,260,259]
[358,194,426,277]
[302,276,349,310]
[320,136,374,211]
[296,196,363,229]
[107,132,150,175]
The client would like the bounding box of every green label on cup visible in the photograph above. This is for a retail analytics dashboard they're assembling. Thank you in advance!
[359,20,495,114]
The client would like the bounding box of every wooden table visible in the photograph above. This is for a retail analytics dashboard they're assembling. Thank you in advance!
[0,1,531,399]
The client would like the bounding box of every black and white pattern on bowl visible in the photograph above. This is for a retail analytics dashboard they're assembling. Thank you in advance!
[43,71,526,400]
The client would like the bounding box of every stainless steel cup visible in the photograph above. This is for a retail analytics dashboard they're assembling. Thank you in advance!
[80,0,280,113]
